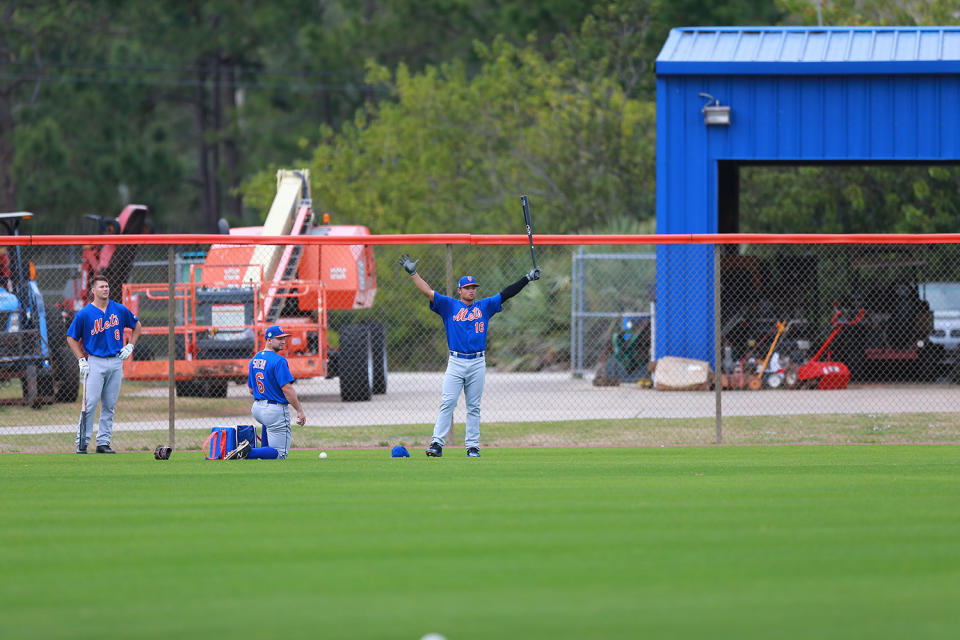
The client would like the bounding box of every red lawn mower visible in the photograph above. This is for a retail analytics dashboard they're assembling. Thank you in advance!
[795,308,865,389]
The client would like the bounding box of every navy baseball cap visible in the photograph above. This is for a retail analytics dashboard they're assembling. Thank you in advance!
[391,445,410,458]
[458,275,479,288]
[265,325,291,339]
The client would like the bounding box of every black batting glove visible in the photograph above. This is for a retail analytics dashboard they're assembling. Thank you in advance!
[525,268,541,282]
[399,254,419,275]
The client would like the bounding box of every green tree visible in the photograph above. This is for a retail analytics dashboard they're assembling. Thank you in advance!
[741,166,960,234]
[239,5,660,371]
[243,33,655,235]
[0,1,94,215]
[1,1,189,231]
[777,0,960,26]
[3,0,598,232]
[738,0,960,235]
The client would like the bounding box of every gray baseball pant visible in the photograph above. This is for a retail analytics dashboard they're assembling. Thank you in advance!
[252,400,292,459]
[75,355,124,447]
[431,355,485,449]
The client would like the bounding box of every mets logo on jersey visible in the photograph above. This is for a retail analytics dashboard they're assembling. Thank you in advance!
[452,307,483,322]
[90,314,120,336]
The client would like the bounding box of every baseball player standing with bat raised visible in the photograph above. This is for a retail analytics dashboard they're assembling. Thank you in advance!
[66,274,141,454]
[399,256,540,458]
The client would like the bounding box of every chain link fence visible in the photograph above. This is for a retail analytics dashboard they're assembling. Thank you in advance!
[571,247,656,380]
[3,237,960,454]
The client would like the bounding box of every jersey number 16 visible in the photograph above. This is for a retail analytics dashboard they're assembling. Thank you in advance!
[474,321,484,333]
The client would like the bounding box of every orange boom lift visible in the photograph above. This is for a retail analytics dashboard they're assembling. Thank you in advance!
[122,169,384,401]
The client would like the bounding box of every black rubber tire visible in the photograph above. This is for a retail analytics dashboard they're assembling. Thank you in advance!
[42,310,79,403]
[21,375,43,408]
[173,339,198,398]
[175,380,201,397]
[784,365,800,389]
[366,322,388,395]
[176,379,228,398]
[132,342,154,361]
[326,350,339,379]
[203,379,228,398]
[33,371,53,408]
[53,348,79,403]
[339,324,373,402]
[32,368,53,405]
[916,344,942,382]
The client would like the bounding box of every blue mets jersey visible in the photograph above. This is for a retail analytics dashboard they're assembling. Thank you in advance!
[430,292,503,353]
[66,301,138,357]
[248,349,295,404]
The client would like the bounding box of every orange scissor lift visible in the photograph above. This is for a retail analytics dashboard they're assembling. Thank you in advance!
[122,169,385,401]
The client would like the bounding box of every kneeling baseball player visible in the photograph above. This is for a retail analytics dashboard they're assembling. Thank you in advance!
[226,325,307,459]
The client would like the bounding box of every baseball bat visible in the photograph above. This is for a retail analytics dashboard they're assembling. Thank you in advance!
[520,195,538,270]
[76,376,88,451]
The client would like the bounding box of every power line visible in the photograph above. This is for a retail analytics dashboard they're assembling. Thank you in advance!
[0,71,387,93]
[3,59,368,79]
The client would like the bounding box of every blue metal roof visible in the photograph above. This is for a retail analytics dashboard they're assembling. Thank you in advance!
[657,27,960,75]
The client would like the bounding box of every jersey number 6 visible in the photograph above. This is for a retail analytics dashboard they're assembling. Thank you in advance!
[256,372,265,393]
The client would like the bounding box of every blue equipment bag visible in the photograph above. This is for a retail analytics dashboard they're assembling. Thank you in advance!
[237,425,257,448]
[203,427,237,460]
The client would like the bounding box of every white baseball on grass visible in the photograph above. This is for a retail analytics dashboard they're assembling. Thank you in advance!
[318,451,327,459]
[421,635,446,640]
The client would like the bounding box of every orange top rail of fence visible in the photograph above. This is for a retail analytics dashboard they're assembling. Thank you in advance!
[10,232,960,247]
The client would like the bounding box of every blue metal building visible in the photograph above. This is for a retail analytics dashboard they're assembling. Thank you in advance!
[654,26,960,363]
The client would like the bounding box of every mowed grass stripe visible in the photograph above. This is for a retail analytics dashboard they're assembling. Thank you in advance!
[1,446,958,640]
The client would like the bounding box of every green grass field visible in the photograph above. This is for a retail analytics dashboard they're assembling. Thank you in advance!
[2,445,958,639]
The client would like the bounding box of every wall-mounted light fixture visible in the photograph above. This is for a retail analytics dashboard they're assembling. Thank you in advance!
[699,93,731,126]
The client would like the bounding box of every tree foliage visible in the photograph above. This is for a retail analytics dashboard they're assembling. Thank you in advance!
[244,6,657,236]
[4,0,960,238]
[777,0,960,26]
[739,0,960,234]
[1,0,595,233]
[741,166,960,233]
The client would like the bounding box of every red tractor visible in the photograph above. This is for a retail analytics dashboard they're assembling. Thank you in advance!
[59,204,153,313]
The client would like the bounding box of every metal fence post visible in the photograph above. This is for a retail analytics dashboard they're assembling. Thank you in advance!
[168,244,176,449]
[571,247,585,377]
[445,244,455,440]
[714,244,722,444]
[445,244,454,297]
[571,250,579,377]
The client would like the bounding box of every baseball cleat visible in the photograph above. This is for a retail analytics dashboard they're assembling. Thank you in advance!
[225,440,251,460]
[466,447,481,458]
[425,442,443,457]
[95,445,116,454]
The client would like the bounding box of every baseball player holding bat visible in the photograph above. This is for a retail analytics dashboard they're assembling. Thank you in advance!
[66,274,141,454]
[399,256,540,457]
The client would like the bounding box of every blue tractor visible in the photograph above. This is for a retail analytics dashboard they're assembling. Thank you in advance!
[0,212,78,407]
